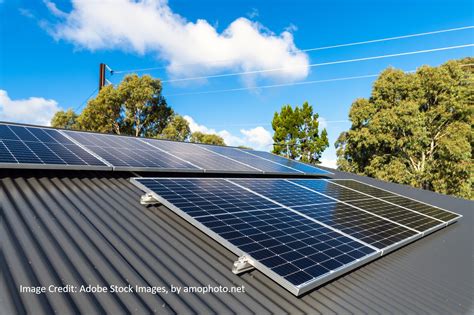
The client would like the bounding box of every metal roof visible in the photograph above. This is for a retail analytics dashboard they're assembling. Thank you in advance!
[1,168,473,314]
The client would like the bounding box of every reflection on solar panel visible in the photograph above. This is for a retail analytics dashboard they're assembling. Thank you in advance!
[131,178,461,296]
[201,145,301,174]
[142,139,258,173]
[64,130,200,172]
[243,149,332,175]
[0,123,109,169]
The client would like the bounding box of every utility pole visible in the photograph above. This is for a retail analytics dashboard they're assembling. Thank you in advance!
[99,63,106,91]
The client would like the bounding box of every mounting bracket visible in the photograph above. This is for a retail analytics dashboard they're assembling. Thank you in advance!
[232,255,255,274]
[140,193,160,205]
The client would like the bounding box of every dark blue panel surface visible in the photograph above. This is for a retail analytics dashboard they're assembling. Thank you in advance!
[134,177,376,288]
[0,123,107,167]
[64,131,200,171]
[231,179,334,207]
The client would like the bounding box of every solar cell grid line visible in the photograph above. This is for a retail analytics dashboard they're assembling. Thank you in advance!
[232,179,420,249]
[287,180,424,234]
[138,139,204,170]
[135,178,281,217]
[345,199,443,232]
[290,179,377,202]
[225,179,380,252]
[291,179,444,233]
[329,179,461,223]
[290,203,418,249]
[0,123,109,169]
[377,196,460,222]
[194,208,376,284]
[131,177,379,296]
[199,145,302,174]
[240,149,332,175]
[142,138,260,173]
[230,179,336,207]
[63,130,201,172]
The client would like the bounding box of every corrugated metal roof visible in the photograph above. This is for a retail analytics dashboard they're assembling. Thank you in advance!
[1,169,473,314]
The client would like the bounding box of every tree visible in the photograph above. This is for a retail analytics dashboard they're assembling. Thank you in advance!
[50,109,78,129]
[76,85,123,134]
[190,131,226,145]
[69,74,173,136]
[272,101,329,163]
[118,74,172,137]
[336,58,473,199]
[160,115,191,141]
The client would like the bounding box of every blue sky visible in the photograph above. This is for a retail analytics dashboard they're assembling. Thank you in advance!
[0,0,473,167]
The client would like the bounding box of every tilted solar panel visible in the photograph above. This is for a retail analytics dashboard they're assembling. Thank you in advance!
[131,178,461,296]
[0,123,109,170]
[2,123,331,175]
[243,149,332,175]
[63,130,200,172]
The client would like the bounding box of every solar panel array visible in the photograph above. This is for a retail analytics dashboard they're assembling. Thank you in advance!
[0,122,330,175]
[131,177,461,296]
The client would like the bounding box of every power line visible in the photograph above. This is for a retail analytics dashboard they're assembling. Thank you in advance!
[112,25,473,74]
[165,71,416,97]
[162,44,473,83]
[74,87,98,112]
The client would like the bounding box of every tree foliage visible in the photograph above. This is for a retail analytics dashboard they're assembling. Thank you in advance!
[50,109,78,129]
[59,74,173,137]
[160,115,191,141]
[190,131,226,145]
[336,58,473,199]
[272,101,329,163]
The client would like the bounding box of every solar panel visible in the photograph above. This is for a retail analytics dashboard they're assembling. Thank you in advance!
[243,149,332,175]
[232,179,418,248]
[331,179,460,222]
[201,145,302,174]
[291,179,443,233]
[63,130,200,172]
[142,139,258,173]
[132,177,378,295]
[0,123,109,170]
[131,177,461,296]
[2,123,331,175]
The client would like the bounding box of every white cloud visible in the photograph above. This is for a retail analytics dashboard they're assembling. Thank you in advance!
[183,115,273,150]
[0,90,60,126]
[44,0,309,82]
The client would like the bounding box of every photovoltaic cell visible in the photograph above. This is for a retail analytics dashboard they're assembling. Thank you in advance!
[132,177,377,293]
[64,130,199,171]
[378,196,459,222]
[234,179,418,247]
[196,209,374,284]
[0,123,107,168]
[347,199,442,231]
[231,179,335,207]
[131,177,461,296]
[330,179,399,198]
[243,149,331,175]
[291,203,417,249]
[291,179,443,232]
[135,178,279,217]
[201,145,301,174]
[143,139,258,173]
[331,180,460,222]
